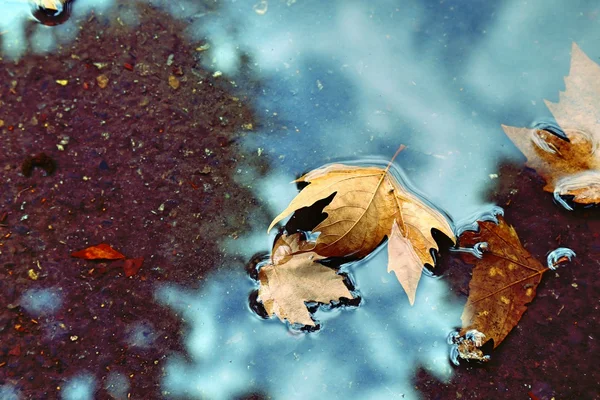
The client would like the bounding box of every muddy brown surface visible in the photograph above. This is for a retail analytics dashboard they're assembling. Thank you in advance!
[0,4,266,399]
[418,164,600,400]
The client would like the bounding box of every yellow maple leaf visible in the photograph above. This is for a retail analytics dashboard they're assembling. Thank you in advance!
[268,154,455,305]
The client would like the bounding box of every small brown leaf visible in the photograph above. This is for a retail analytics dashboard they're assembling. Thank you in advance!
[456,216,549,362]
[71,243,126,260]
[258,234,353,326]
[502,43,600,207]
[123,257,144,277]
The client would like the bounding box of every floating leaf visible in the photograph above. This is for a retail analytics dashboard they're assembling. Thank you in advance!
[258,233,354,326]
[502,43,600,208]
[268,152,454,304]
[71,243,126,260]
[456,215,550,362]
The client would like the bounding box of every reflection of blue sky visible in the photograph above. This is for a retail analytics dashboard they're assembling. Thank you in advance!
[61,374,96,400]
[183,0,600,220]
[20,287,63,316]
[157,250,462,400]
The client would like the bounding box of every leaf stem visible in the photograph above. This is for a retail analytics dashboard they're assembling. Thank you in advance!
[384,144,406,175]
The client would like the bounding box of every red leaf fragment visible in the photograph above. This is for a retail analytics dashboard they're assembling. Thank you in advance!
[124,62,134,71]
[123,257,144,277]
[8,344,21,356]
[71,243,126,260]
[528,391,541,400]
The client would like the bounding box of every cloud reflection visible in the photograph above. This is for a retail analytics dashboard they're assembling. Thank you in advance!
[157,247,462,400]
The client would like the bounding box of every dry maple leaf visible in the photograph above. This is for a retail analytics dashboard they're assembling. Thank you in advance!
[502,43,600,208]
[268,153,455,304]
[258,233,354,326]
[455,215,550,362]
[71,243,126,260]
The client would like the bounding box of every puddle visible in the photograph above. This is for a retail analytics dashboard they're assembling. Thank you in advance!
[156,250,462,399]
[2,1,600,399]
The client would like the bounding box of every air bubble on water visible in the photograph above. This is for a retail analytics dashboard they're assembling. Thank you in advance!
[546,247,576,270]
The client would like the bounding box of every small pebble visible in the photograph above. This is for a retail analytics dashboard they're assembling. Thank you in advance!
[97,74,109,89]
[168,75,180,90]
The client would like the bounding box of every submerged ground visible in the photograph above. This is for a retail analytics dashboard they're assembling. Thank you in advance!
[0,3,266,398]
[0,1,599,400]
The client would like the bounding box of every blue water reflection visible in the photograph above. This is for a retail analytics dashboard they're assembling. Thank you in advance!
[183,0,600,220]
[157,247,462,399]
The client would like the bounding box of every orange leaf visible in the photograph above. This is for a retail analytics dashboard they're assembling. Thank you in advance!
[71,243,126,260]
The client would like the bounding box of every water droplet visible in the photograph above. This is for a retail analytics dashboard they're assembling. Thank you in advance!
[31,0,73,26]
[450,241,488,259]
[546,247,576,270]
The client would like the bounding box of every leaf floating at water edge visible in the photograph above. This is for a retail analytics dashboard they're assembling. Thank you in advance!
[502,43,600,208]
[71,243,126,260]
[257,234,354,326]
[455,216,550,362]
